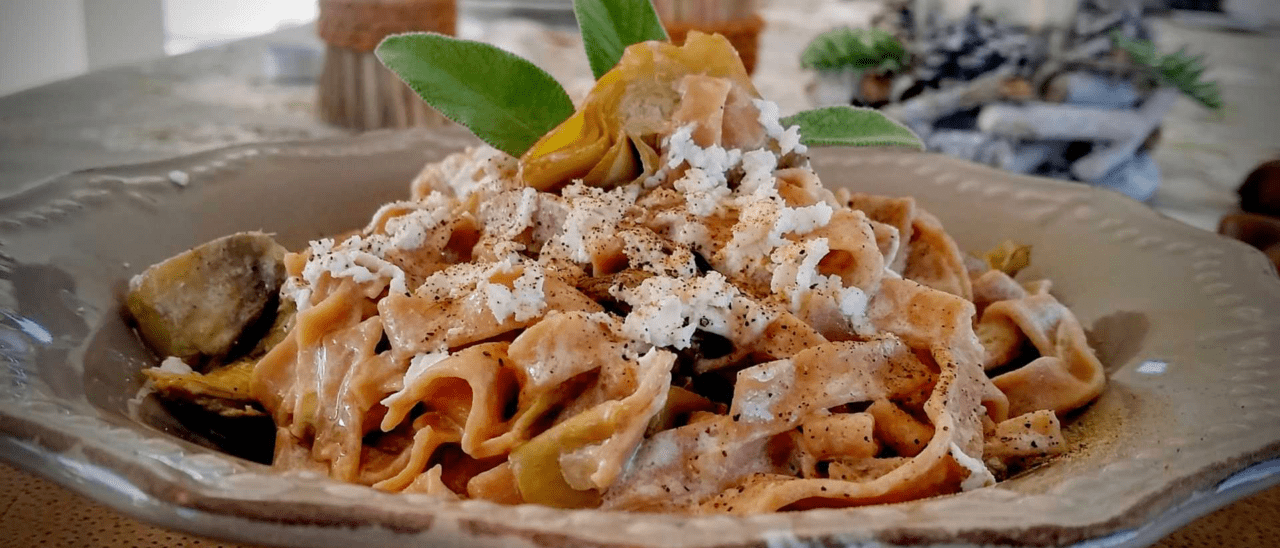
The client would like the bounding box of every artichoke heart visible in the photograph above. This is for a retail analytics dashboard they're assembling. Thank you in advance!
[519,32,763,191]
[145,360,262,417]
[126,232,288,368]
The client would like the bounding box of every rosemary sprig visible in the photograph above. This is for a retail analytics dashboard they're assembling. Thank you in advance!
[1112,32,1223,111]
[801,28,908,74]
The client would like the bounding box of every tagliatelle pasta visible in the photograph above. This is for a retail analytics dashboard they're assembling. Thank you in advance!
[137,33,1106,513]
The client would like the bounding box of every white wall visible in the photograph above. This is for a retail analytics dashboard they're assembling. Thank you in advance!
[83,0,165,70]
[0,0,165,97]
[0,0,313,97]
[0,1,89,96]
[163,0,317,54]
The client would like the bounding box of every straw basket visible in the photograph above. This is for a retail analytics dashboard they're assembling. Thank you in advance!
[317,0,456,130]
[653,0,764,74]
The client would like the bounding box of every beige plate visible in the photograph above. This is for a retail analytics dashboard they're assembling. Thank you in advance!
[1,128,1278,548]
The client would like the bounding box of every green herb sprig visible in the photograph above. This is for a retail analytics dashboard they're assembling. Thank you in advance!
[377,33,575,157]
[575,0,669,79]
[1111,32,1222,111]
[376,0,922,157]
[801,28,908,74]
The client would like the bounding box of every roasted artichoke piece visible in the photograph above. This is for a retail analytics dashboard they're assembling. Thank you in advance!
[144,360,262,417]
[983,240,1032,277]
[126,232,288,368]
[519,32,762,191]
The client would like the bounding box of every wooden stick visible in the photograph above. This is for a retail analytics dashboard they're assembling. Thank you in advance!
[384,66,408,128]
[362,53,380,131]
[341,48,359,129]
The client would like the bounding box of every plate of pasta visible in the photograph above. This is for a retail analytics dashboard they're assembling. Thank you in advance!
[3,12,1280,548]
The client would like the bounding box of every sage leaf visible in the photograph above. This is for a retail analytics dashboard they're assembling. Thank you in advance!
[781,106,923,149]
[574,0,669,80]
[376,32,575,157]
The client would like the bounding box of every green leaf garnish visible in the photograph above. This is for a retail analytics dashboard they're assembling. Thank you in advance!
[1111,32,1222,111]
[376,33,575,157]
[781,106,923,149]
[574,0,669,80]
[801,28,908,74]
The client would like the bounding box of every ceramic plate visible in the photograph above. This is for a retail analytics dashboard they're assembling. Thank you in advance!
[1,128,1278,548]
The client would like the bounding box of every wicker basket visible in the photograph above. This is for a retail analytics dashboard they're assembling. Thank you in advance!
[317,0,456,131]
[653,0,764,74]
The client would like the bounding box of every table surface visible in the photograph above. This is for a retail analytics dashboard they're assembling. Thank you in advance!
[1,1,1278,546]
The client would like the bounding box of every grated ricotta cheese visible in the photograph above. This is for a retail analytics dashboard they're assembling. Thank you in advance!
[614,271,774,350]
[482,261,547,323]
[754,99,785,140]
[664,125,743,176]
[552,182,638,264]
[621,229,698,278]
[414,257,548,323]
[419,146,521,200]
[157,356,193,374]
[718,200,833,275]
[769,238,833,312]
[735,149,780,200]
[951,442,997,491]
[300,236,409,297]
[769,238,874,333]
[753,98,807,156]
[673,168,731,217]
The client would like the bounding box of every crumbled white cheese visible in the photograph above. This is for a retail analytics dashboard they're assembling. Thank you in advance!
[422,146,520,200]
[479,187,542,240]
[838,286,870,324]
[770,238,831,312]
[752,98,808,156]
[718,200,833,275]
[621,229,698,278]
[754,99,785,140]
[482,261,547,323]
[414,257,547,323]
[665,124,743,176]
[512,187,539,234]
[673,168,731,217]
[951,442,997,491]
[280,277,313,311]
[735,149,779,200]
[648,206,715,256]
[614,271,774,349]
[779,125,808,156]
[382,205,449,251]
[301,236,409,296]
[417,261,492,301]
[769,238,874,333]
[553,182,637,264]
[778,202,834,235]
[157,356,193,374]
[642,166,669,189]
[347,192,462,257]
